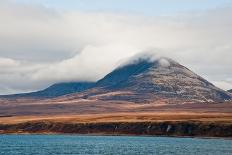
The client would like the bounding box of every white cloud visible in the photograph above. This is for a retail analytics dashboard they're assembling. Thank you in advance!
[0,0,232,94]
[213,81,232,91]
[0,57,19,68]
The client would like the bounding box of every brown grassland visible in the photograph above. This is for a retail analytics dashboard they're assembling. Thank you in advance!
[0,99,232,137]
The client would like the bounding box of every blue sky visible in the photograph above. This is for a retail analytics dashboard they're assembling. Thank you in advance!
[13,0,232,15]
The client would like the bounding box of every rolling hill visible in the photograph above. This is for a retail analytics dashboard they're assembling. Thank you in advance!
[0,82,95,99]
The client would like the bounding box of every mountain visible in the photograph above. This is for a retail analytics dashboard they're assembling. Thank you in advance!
[74,57,231,103]
[228,89,232,93]
[1,56,231,103]
[1,82,95,99]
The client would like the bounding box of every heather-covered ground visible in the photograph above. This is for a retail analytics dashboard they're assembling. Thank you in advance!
[0,100,232,137]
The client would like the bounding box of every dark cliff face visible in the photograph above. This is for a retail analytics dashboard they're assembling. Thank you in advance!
[1,121,232,138]
[94,57,231,102]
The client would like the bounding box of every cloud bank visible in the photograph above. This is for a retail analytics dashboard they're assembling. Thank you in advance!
[0,0,232,94]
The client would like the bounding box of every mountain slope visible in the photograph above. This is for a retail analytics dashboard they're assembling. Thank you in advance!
[79,57,231,103]
[228,89,232,93]
[1,56,231,103]
[1,82,95,99]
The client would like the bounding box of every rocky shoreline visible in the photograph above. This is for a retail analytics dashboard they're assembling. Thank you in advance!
[0,121,232,137]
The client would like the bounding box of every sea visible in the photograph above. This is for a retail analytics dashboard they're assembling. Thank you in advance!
[0,135,231,155]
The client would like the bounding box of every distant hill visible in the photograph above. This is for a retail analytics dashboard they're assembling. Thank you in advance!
[1,56,231,103]
[83,57,231,103]
[0,82,95,99]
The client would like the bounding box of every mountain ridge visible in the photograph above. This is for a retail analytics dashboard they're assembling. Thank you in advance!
[0,82,95,99]
[61,57,231,103]
[0,56,231,103]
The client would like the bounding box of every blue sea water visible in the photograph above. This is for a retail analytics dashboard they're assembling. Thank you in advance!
[0,135,231,155]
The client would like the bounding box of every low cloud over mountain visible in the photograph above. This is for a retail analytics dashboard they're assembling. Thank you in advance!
[0,0,232,94]
[3,55,231,103]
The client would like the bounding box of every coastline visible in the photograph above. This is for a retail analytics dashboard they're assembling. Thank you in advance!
[2,132,232,141]
[1,120,232,138]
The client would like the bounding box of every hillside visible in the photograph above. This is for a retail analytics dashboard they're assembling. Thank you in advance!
[1,56,231,103]
[70,57,231,103]
[0,56,231,137]
[0,82,95,99]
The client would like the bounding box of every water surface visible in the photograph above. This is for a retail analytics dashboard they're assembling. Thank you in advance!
[0,135,231,155]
